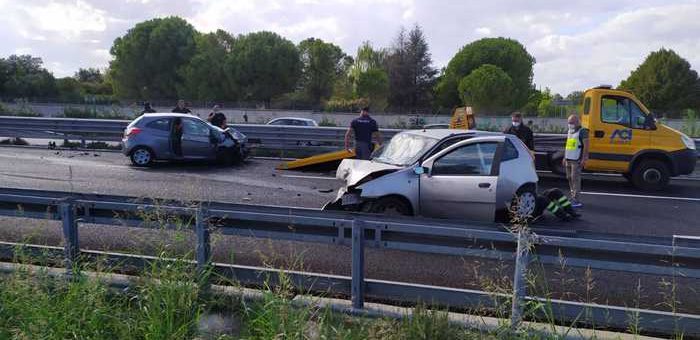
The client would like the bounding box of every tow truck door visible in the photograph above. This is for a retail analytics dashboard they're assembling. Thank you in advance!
[418,138,502,221]
[588,95,652,172]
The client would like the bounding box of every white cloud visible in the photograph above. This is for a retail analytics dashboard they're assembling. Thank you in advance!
[0,0,698,94]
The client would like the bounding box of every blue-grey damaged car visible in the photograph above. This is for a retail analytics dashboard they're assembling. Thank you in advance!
[122,113,249,166]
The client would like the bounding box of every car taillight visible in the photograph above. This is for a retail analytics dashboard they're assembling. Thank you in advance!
[124,127,142,138]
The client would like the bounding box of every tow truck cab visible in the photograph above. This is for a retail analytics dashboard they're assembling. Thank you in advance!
[576,86,696,190]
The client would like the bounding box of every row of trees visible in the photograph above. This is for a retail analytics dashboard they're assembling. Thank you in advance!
[0,55,113,103]
[1,15,699,116]
[107,17,438,112]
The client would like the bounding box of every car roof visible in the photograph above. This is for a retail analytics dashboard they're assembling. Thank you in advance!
[140,113,200,119]
[401,128,503,140]
[271,117,316,122]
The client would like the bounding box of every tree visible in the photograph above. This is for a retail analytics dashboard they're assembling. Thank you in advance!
[109,16,198,99]
[537,88,557,117]
[565,90,583,106]
[75,68,103,83]
[457,64,513,113]
[355,68,389,112]
[385,25,437,112]
[179,29,236,101]
[0,55,56,99]
[436,37,535,110]
[56,77,83,102]
[297,38,346,105]
[348,41,387,91]
[226,31,301,106]
[619,48,700,112]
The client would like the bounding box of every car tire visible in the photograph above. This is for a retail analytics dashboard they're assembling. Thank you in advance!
[369,196,412,216]
[510,187,538,222]
[130,147,154,167]
[632,159,670,191]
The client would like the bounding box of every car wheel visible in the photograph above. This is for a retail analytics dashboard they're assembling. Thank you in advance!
[370,196,412,216]
[510,187,537,222]
[130,147,154,167]
[632,159,670,191]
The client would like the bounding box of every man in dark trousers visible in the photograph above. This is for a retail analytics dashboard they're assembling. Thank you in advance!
[503,112,534,150]
[171,117,183,157]
[141,102,156,115]
[172,99,192,114]
[344,106,382,160]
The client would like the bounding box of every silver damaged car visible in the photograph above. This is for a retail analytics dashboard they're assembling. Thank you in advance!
[324,129,539,222]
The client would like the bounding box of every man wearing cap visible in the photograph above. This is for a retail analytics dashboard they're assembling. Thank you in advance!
[345,106,382,160]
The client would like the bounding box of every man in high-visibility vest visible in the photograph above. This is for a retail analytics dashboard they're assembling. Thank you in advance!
[563,114,589,207]
[534,188,581,221]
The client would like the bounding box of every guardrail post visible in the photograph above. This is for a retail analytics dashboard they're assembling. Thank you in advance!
[60,199,79,277]
[511,228,531,329]
[351,219,365,310]
[195,208,211,289]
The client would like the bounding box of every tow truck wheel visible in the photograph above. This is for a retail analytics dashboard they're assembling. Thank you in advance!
[370,196,412,216]
[632,159,670,191]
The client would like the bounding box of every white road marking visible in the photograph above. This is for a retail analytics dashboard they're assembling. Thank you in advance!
[536,170,700,181]
[581,191,700,202]
[280,174,337,181]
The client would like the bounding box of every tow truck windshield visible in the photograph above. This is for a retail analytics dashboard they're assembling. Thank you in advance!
[373,133,439,166]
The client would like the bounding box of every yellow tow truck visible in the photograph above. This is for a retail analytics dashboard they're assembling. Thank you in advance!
[537,85,696,190]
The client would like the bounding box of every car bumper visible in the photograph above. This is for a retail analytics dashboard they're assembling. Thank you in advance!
[670,149,697,176]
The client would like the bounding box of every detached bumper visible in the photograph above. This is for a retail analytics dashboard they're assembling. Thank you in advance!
[670,149,697,176]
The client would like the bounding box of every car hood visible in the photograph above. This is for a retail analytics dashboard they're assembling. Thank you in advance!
[224,127,247,142]
[336,159,402,186]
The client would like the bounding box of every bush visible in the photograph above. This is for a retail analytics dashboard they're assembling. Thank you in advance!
[324,97,369,112]
[681,108,699,137]
[60,106,130,120]
[318,116,337,127]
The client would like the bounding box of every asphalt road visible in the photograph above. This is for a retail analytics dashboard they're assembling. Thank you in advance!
[1,146,698,237]
[0,146,698,313]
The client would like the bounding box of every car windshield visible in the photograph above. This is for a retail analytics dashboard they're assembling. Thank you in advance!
[373,133,440,166]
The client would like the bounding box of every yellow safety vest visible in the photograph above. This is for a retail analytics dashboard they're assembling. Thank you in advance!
[565,129,582,161]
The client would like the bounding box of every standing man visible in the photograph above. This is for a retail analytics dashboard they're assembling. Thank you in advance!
[563,114,589,208]
[345,106,382,160]
[141,102,156,115]
[171,117,183,157]
[208,104,227,129]
[172,99,192,114]
[503,112,534,150]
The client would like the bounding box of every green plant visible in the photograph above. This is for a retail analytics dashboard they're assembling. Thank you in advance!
[318,115,337,126]
[681,108,699,137]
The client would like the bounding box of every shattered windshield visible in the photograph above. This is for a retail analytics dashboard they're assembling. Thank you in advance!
[373,133,439,166]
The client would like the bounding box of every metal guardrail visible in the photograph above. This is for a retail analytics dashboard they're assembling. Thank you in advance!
[2,116,698,151]
[0,187,698,335]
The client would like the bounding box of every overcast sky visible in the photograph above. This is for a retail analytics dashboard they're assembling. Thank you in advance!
[1,0,698,95]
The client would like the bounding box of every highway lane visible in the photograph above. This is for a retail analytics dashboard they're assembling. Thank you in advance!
[0,146,698,237]
[0,146,699,312]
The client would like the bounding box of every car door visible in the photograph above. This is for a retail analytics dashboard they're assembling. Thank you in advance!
[588,95,652,172]
[143,118,172,158]
[419,139,502,221]
[181,118,215,159]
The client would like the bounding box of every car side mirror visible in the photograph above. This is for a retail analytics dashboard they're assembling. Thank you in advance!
[413,166,427,175]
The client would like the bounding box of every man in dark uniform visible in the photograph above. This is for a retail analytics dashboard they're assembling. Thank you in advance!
[344,106,382,160]
[172,99,192,114]
[171,117,183,157]
[208,105,227,129]
[141,102,156,114]
[503,112,534,150]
